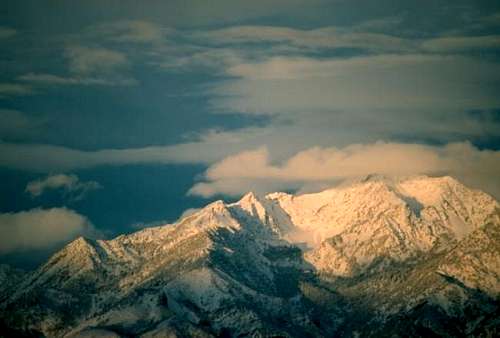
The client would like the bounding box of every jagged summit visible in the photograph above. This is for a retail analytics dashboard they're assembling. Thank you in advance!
[1,175,499,337]
[42,174,499,277]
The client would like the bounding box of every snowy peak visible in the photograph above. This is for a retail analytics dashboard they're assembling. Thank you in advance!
[263,175,499,276]
[232,191,267,222]
[32,175,498,282]
[188,199,240,231]
[1,175,499,337]
[42,236,102,273]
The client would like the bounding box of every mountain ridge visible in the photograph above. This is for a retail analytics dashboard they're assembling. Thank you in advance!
[1,175,499,337]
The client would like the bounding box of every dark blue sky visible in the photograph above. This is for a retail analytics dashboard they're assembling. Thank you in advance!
[1,0,500,268]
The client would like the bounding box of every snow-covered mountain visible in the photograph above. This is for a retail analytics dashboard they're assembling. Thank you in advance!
[1,175,499,337]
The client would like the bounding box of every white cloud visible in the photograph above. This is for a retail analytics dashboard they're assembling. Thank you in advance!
[157,47,246,73]
[17,46,137,87]
[26,174,101,200]
[65,46,128,75]
[194,25,500,55]
[210,54,500,115]
[195,25,416,53]
[88,20,167,43]
[0,142,197,172]
[157,24,500,80]
[0,130,263,172]
[18,73,137,87]
[188,142,500,199]
[0,208,97,253]
[2,24,500,196]
[1,109,499,180]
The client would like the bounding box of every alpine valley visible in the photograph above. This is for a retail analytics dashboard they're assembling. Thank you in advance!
[1,175,499,337]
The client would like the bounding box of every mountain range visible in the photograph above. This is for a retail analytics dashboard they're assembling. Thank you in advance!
[0,175,499,337]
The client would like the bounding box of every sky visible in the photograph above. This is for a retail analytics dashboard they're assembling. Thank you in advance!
[1,0,500,268]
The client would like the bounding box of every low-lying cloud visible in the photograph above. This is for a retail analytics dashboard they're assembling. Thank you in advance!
[188,141,500,199]
[0,208,97,254]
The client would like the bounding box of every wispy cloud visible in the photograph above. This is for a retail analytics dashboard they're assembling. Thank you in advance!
[194,25,416,53]
[0,141,213,172]
[65,46,128,75]
[2,15,500,205]
[87,20,168,44]
[156,47,246,73]
[189,142,500,199]
[191,24,500,55]
[209,54,500,115]
[19,73,137,87]
[18,46,137,87]
[26,174,101,201]
[0,128,253,172]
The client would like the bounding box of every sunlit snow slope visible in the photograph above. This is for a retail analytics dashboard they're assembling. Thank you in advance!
[1,175,499,337]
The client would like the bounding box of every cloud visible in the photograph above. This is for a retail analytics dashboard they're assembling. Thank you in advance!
[0,127,281,172]
[188,142,500,199]
[0,110,45,139]
[194,25,500,55]
[157,47,246,73]
[195,25,416,53]
[1,106,499,178]
[25,174,101,200]
[152,25,500,160]
[2,24,500,186]
[0,138,223,172]
[88,20,167,43]
[0,83,32,97]
[0,27,16,39]
[211,54,500,114]
[65,46,128,75]
[421,35,500,52]
[158,23,500,78]
[18,73,137,87]
[18,47,137,87]
[0,208,97,254]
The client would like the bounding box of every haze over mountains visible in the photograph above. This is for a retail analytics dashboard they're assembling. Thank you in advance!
[0,175,499,337]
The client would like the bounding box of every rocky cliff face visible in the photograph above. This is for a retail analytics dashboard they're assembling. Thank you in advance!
[1,175,499,337]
